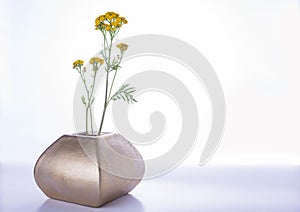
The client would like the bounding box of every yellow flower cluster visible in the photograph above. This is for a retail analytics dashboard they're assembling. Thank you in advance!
[73,60,84,69]
[116,43,128,52]
[89,57,104,65]
[95,12,128,32]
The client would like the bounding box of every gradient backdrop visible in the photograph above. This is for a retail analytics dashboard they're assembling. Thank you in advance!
[0,0,300,166]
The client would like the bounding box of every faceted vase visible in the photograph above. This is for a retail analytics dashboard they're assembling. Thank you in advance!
[34,133,145,207]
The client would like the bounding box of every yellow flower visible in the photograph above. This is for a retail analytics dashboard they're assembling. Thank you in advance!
[116,43,128,52]
[116,17,121,23]
[95,17,100,25]
[73,60,84,69]
[95,12,127,31]
[100,15,105,21]
[89,57,104,65]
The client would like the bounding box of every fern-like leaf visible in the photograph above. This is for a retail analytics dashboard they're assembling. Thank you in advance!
[111,84,137,103]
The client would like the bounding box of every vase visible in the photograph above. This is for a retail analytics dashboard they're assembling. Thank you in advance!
[34,133,145,207]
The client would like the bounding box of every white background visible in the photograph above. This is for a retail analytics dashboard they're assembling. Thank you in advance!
[0,0,300,165]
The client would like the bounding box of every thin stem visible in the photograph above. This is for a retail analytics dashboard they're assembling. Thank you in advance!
[98,72,109,135]
[107,69,118,102]
[101,30,109,64]
[89,107,93,135]
[79,68,91,135]
[98,34,114,135]
[108,54,123,101]
[85,107,88,135]
[89,66,98,135]
[79,72,90,101]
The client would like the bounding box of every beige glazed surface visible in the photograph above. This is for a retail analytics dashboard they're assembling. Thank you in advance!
[34,133,145,207]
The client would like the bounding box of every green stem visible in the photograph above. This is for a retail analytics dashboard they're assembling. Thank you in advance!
[89,66,98,135]
[79,69,91,135]
[107,54,123,101]
[85,107,88,135]
[89,107,93,135]
[101,31,109,64]
[98,34,114,135]
[80,72,90,101]
[108,70,117,101]
[98,72,109,135]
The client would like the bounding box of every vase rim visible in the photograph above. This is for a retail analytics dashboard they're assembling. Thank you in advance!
[66,132,115,138]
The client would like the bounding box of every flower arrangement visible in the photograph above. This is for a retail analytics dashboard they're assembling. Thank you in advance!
[73,12,136,136]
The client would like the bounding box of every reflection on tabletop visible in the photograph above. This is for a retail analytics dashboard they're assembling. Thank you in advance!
[1,164,300,211]
[37,195,144,212]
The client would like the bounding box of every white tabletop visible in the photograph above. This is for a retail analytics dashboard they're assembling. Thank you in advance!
[1,164,300,212]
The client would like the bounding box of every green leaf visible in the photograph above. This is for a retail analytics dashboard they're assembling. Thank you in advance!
[111,83,137,104]
[81,95,86,105]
